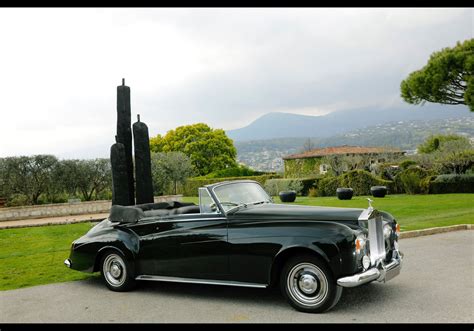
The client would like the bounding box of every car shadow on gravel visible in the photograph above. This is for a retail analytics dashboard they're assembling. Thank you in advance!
[81,276,401,314]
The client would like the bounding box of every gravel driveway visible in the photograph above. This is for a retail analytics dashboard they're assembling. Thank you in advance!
[0,230,472,323]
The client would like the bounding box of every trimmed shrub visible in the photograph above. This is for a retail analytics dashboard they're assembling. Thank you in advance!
[317,176,341,196]
[429,174,474,194]
[182,174,278,196]
[315,170,394,196]
[264,178,304,196]
[397,167,430,194]
[340,170,393,196]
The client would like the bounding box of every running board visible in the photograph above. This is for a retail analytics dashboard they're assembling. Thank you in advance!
[135,275,267,288]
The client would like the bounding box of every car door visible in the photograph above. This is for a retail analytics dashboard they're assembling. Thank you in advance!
[128,190,229,279]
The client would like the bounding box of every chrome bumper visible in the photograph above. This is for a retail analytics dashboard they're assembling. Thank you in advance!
[64,259,71,268]
[337,250,403,288]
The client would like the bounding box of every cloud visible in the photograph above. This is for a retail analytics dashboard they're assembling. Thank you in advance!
[0,8,471,158]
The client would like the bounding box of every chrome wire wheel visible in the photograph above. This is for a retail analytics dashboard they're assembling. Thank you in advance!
[103,253,126,287]
[286,262,329,308]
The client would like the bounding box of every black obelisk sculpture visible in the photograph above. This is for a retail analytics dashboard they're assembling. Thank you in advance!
[133,114,154,204]
[110,136,130,206]
[116,78,135,205]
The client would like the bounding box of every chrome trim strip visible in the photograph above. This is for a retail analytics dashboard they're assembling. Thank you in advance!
[135,275,268,288]
[133,217,227,224]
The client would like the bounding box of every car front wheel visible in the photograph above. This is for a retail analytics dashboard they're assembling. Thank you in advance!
[280,255,342,313]
[100,251,136,292]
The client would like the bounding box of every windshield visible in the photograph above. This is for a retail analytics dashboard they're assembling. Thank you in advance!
[212,182,271,212]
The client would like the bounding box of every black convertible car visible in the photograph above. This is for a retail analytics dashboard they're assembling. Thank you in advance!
[65,180,403,313]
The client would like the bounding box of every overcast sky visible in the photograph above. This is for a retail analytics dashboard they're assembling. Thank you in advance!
[0,8,472,158]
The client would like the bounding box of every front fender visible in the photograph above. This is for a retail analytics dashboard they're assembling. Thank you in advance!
[271,221,357,281]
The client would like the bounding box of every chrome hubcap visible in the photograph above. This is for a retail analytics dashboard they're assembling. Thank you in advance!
[299,274,318,294]
[287,262,329,307]
[103,254,126,287]
[110,263,122,278]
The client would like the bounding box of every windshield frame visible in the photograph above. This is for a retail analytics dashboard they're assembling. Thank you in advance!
[209,180,272,214]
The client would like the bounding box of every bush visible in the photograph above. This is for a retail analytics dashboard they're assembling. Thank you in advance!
[182,174,278,196]
[314,170,394,196]
[397,167,431,194]
[399,160,418,170]
[308,187,318,197]
[4,194,29,207]
[317,176,341,196]
[429,174,474,194]
[340,170,393,196]
[264,178,304,196]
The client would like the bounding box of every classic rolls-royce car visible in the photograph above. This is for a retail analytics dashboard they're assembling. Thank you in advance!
[65,180,403,313]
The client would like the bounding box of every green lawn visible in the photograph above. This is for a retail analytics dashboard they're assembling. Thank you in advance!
[0,223,99,291]
[0,193,472,291]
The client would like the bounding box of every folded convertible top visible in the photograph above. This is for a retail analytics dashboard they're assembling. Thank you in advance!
[109,201,197,223]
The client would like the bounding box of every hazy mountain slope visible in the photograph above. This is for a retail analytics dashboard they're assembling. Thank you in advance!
[227,104,470,141]
[235,116,474,172]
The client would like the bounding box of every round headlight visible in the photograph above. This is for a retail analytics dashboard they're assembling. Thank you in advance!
[383,224,392,239]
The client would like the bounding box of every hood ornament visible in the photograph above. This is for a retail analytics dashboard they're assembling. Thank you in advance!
[367,198,374,210]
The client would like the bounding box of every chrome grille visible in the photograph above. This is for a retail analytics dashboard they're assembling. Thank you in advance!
[368,213,386,265]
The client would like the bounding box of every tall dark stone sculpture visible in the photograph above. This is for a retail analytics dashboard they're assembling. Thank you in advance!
[116,78,135,205]
[110,136,130,206]
[133,114,154,204]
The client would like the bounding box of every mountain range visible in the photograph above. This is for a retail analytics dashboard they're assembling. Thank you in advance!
[226,104,471,141]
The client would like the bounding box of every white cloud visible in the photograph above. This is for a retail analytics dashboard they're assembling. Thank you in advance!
[0,8,471,158]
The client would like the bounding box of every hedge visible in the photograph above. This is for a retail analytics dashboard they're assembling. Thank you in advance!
[429,174,474,194]
[315,170,394,196]
[182,174,279,196]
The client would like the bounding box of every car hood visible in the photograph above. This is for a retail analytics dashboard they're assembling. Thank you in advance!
[232,203,365,222]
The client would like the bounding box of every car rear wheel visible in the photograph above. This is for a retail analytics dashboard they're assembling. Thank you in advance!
[100,251,136,292]
[280,255,342,313]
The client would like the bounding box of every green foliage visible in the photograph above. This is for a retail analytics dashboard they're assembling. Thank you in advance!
[316,176,341,196]
[182,175,277,196]
[0,155,59,205]
[204,164,266,178]
[429,174,474,194]
[71,159,112,201]
[340,170,393,196]
[284,158,321,178]
[0,157,112,205]
[308,187,318,197]
[150,123,237,176]
[399,160,418,170]
[398,167,431,194]
[417,134,470,154]
[151,152,196,195]
[263,179,304,196]
[400,39,474,111]
[436,149,474,175]
[315,170,394,196]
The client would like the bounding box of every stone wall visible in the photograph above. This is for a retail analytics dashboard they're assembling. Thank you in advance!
[0,195,182,222]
